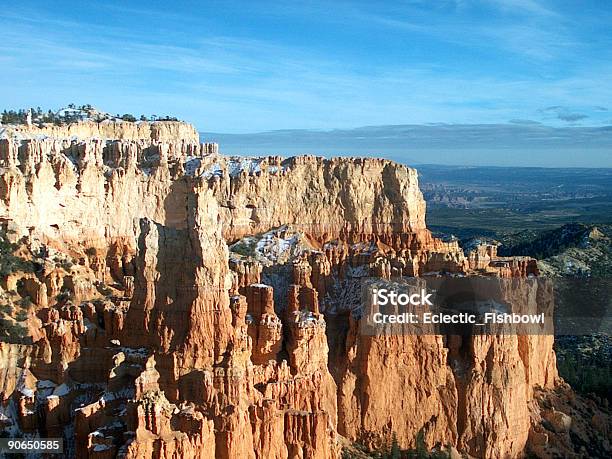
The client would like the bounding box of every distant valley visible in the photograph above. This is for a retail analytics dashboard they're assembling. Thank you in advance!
[419,164,612,402]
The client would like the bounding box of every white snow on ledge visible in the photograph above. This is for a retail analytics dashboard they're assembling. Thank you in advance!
[202,162,223,178]
[184,156,201,176]
[183,156,286,179]
[228,157,263,176]
[230,225,310,266]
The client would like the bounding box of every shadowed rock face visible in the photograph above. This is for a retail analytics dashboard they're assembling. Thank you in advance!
[0,120,597,459]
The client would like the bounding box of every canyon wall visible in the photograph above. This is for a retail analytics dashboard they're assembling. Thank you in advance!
[1,120,200,143]
[0,122,569,458]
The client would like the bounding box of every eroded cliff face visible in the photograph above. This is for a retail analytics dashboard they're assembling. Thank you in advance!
[1,120,201,143]
[0,122,603,459]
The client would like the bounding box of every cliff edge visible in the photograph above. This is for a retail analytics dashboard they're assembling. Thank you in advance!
[0,122,607,458]
[0,119,200,143]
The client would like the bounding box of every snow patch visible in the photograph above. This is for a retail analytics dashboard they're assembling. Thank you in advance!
[53,383,71,397]
[346,265,370,278]
[36,380,57,389]
[184,156,201,176]
[201,162,223,179]
[228,157,262,177]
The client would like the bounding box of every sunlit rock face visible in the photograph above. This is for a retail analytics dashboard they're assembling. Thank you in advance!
[1,119,201,143]
[0,120,582,459]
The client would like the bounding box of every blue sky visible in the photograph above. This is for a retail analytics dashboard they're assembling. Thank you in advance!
[0,0,611,135]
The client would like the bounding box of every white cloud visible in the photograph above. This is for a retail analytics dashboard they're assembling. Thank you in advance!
[0,2,609,132]
[482,0,559,17]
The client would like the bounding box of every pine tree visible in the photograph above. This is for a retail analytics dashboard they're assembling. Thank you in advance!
[416,431,427,459]
[390,433,401,459]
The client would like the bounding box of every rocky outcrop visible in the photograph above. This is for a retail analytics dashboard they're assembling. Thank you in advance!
[1,120,200,143]
[0,121,601,459]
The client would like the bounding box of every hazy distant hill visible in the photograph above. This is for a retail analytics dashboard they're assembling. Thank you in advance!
[201,123,612,167]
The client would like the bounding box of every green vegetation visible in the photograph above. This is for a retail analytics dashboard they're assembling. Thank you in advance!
[15,308,28,321]
[421,165,612,412]
[56,289,73,303]
[0,297,30,344]
[420,165,612,238]
[1,103,179,125]
[58,259,74,271]
[230,238,257,258]
[0,237,34,277]
[17,297,31,310]
[98,282,113,296]
[0,315,28,343]
[556,335,612,401]
[52,254,78,271]
[498,223,601,258]
[557,355,611,400]
[341,431,451,459]
[2,107,51,124]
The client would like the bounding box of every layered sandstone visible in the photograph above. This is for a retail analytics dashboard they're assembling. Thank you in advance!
[1,120,200,143]
[0,121,603,459]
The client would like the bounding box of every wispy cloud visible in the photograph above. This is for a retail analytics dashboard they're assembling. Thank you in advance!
[0,1,609,133]
[482,0,559,17]
[359,1,572,61]
[509,119,542,125]
[539,106,590,123]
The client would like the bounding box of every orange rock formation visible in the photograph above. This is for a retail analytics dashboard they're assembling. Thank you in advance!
[0,121,603,458]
